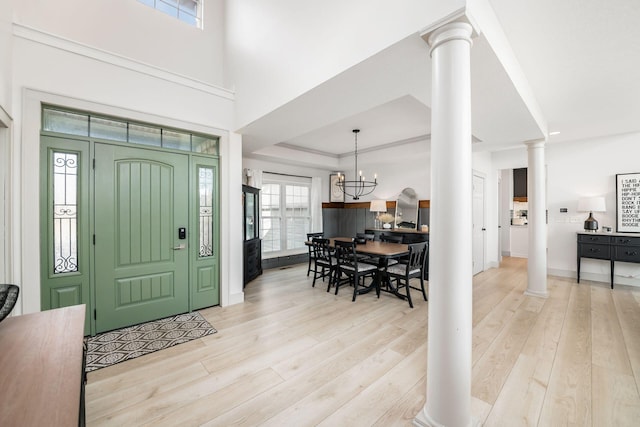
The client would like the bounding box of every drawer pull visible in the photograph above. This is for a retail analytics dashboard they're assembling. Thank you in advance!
[589,248,600,253]
[589,237,599,241]
[620,239,632,243]
[626,251,638,256]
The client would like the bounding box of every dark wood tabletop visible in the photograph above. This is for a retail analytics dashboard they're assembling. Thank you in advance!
[0,305,86,426]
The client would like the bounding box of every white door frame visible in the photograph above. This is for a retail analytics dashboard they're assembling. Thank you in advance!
[0,105,12,285]
[472,170,486,275]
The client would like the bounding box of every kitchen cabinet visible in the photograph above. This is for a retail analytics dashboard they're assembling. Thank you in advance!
[513,168,527,200]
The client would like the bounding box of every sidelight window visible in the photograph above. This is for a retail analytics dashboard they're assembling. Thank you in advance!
[52,151,79,274]
[198,167,214,257]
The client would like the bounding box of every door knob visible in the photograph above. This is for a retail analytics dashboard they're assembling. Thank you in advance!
[173,244,186,250]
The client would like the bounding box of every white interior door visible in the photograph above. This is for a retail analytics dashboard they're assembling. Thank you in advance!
[472,173,485,275]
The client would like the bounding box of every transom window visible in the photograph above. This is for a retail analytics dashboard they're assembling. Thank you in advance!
[261,174,311,256]
[42,107,218,155]
[138,0,203,28]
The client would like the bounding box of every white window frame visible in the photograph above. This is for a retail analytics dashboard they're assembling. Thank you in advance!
[138,0,203,28]
[261,174,311,258]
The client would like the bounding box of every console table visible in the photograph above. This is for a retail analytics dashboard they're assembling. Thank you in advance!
[577,232,640,289]
[365,228,429,244]
[0,305,86,426]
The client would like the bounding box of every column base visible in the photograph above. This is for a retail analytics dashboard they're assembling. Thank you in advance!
[413,409,480,427]
[524,288,549,298]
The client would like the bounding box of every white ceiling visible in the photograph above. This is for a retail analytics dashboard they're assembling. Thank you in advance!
[241,1,640,160]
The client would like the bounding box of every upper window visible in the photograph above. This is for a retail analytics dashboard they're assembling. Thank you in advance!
[138,0,203,28]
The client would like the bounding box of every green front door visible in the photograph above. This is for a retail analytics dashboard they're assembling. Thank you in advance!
[94,143,190,332]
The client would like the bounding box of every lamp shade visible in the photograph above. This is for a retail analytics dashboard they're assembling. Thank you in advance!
[370,199,387,212]
[578,197,606,213]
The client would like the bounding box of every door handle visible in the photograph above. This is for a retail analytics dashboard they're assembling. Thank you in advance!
[173,244,186,250]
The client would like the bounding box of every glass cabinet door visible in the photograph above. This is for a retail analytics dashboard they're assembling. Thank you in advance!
[243,185,259,241]
[245,192,255,239]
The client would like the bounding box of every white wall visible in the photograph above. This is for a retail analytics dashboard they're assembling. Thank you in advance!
[546,132,640,286]
[225,0,465,129]
[13,0,226,87]
[11,32,241,314]
[493,134,640,287]
[0,0,11,110]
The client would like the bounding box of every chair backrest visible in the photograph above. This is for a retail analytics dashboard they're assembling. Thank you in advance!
[307,232,324,241]
[0,284,20,322]
[334,239,359,270]
[380,234,403,243]
[312,237,332,264]
[355,232,374,241]
[407,242,428,271]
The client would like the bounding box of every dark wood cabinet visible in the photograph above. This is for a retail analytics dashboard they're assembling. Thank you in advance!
[243,185,262,285]
[577,232,640,288]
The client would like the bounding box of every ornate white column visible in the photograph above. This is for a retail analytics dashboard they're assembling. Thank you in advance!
[415,21,474,427]
[524,140,548,298]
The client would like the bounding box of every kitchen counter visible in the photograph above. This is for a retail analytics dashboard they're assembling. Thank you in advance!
[510,225,528,258]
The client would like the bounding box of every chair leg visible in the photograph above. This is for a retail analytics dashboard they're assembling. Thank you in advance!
[352,273,359,302]
[307,255,312,276]
[419,276,428,301]
[405,279,414,308]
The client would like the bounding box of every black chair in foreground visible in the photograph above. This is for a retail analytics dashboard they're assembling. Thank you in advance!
[384,242,429,308]
[306,232,324,276]
[333,240,377,301]
[311,237,336,288]
[0,284,20,322]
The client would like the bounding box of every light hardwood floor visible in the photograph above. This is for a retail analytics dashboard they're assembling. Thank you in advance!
[85,257,640,426]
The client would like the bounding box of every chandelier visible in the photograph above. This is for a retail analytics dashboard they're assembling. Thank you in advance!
[336,129,377,200]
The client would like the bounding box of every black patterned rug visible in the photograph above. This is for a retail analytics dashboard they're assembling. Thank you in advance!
[85,312,216,372]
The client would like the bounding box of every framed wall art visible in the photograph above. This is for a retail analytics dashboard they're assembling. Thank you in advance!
[330,173,344,203]
[616,172,640,232]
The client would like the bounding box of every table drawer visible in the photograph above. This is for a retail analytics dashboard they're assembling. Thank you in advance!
[578,234,611,244]
[579,243,610,259]
[613,236,640,246]
[615,246,640,263]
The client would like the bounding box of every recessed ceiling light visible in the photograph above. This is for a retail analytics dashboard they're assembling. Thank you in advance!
[549,131,560,136]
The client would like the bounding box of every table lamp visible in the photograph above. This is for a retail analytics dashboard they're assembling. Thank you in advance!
[577,197,606,232]
[370,199,387,229]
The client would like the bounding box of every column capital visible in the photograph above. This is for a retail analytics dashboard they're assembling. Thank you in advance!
[524,139,546,149]
[424,21,474,56]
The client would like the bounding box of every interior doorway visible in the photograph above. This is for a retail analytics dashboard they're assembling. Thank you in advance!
[472,171,486,275]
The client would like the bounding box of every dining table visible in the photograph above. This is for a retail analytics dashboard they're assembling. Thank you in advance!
[309,237,410,300]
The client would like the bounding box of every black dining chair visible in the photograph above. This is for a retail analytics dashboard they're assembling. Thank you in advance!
[332,240,378,301]
[384,242,429,308]
[310,237,336,288]
[0,284,20,322]
[380,233,403,243]
[306,232,324,276]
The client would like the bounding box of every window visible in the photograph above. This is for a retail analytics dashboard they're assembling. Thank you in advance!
[261,174,311,256]
[138,0,203,28]
[42,107,218,155]
[52,151,79,274]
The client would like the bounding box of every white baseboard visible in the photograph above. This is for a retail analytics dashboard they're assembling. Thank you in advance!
[548,268,640,288]
[227,291,245,306]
